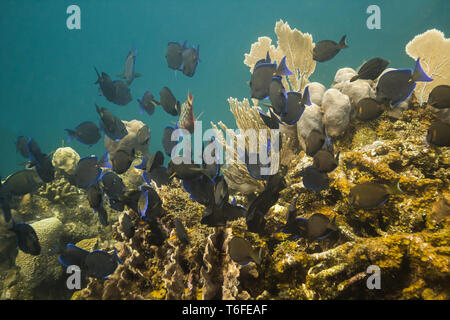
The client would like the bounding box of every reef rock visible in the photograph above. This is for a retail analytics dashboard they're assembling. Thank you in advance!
[307,82,326,106]
[322,89,352,137]
[333,67,357,85]
[296,103,323,151]
[104,120,151,159]
[52,147,80,176]
[333,79,375,107]
[13,218,64,298]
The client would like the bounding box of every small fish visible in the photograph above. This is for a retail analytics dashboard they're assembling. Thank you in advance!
[15,136,29,158]
[159,87,180,116]
[355,98,385,121]
[166,41,186,71]
[0,170,43,196]
[376,58,433,106]
[351,57,390,82]
[295,165,330,192]
[87,184,108,226]
[313,35,348,62]
[74,156,102,189]
[182,45,200,77]
[258,108,281,129]
[84,249,122,279]
[426,121,450,147]
[280,87,311,125]
[65,121,101,146]
[109,149,135,175]
[10,220,41,255]
[228,237,261,266]
[301,213,337,240]
[95,104,128,141]
[178,91,196,134]
[305,129,326,157]
[269,76,288,115]
[143,167,170,187]
[138,186,163,222]
[427,85,450,109]
[250,55,293,100]
[94,67,115,101]
[349,180,403,209]
[137,91,158,116]
[57,243,89,268]
[182,174,215,206]
[117,47,141,85]
[35,154,55,183]
[101,171,126,200]
[162,126,181,157]
[167,158,213,181]
[201,202,246,227]
[313,150,339,173]
[174,218,190,245]
[147,219,166,246]
[111,80,133,106]
[121,213,135,239]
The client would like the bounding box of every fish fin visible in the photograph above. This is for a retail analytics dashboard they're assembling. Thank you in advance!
[94,67,100,84]
[137,100,144,115]
[276,56,293,76]
[135,157,147,170]
[302,86,312,106]
[412,58,433,82]
[134,73,142,78]
[64,129,76,143]
[99,152,112,169]
[339,35,348,48]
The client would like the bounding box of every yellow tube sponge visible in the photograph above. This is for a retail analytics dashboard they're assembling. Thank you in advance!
[405,29,450,105]
[244,20,316,92]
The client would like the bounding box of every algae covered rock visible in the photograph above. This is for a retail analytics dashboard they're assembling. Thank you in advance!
[52,147,80,176]
[322,88,352,137]
[296,103,323,151]
[13,217,64,298]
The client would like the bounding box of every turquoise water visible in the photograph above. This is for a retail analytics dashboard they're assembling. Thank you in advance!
[0,0,448,176]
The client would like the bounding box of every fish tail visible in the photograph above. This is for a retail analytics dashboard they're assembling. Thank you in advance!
[64,129,76,142]
[94,67,100,84]
[412,58,433,82]
[265,51,271,63]
[350,75,359,82]
[135,157,147,170]
[387,178,403,195]
[276,56,293,76]
[302,86,312,106]
[339,35,348,48]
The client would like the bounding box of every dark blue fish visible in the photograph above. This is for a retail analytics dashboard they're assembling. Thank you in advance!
[313,35,348,62]
[280,86,311,125]
[0,169,43,196]
[95,104,128,141]
[25,138,55,183]
[74,156,102,189]
[269,76,288,116]
[65,121,101,146]
[376,58,433,105]
[295,165,330,192]
[250,55,293,100]
[84,249,122,279]
[10,220,41,255]
[162,125,181,157]
[101,172,126,200]
[57,243,89,268]
[182,174,215,205]
[87,184,108,226]
[143,167,170,187]
[174,218,190,245]
[166,41,186,71]
[297,214,337,240]
[228,237,261,265]
[258,108,281,130]
[137,91,158,116]
[159,87,180,116]
[138,186,163,222]
[94,67,115,101]
[15,136,29,158]
[182,45,200,77]
[111,80,133,106]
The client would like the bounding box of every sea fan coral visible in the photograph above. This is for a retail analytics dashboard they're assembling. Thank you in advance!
[244,20,316,92]
[405,29,450,105]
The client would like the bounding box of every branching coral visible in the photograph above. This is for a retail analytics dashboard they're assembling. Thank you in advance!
[406,29,450,105]
[244,20,316,92]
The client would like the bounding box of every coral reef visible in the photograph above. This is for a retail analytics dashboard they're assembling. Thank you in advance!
[405,29,450,105]
[52,147,80,176]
